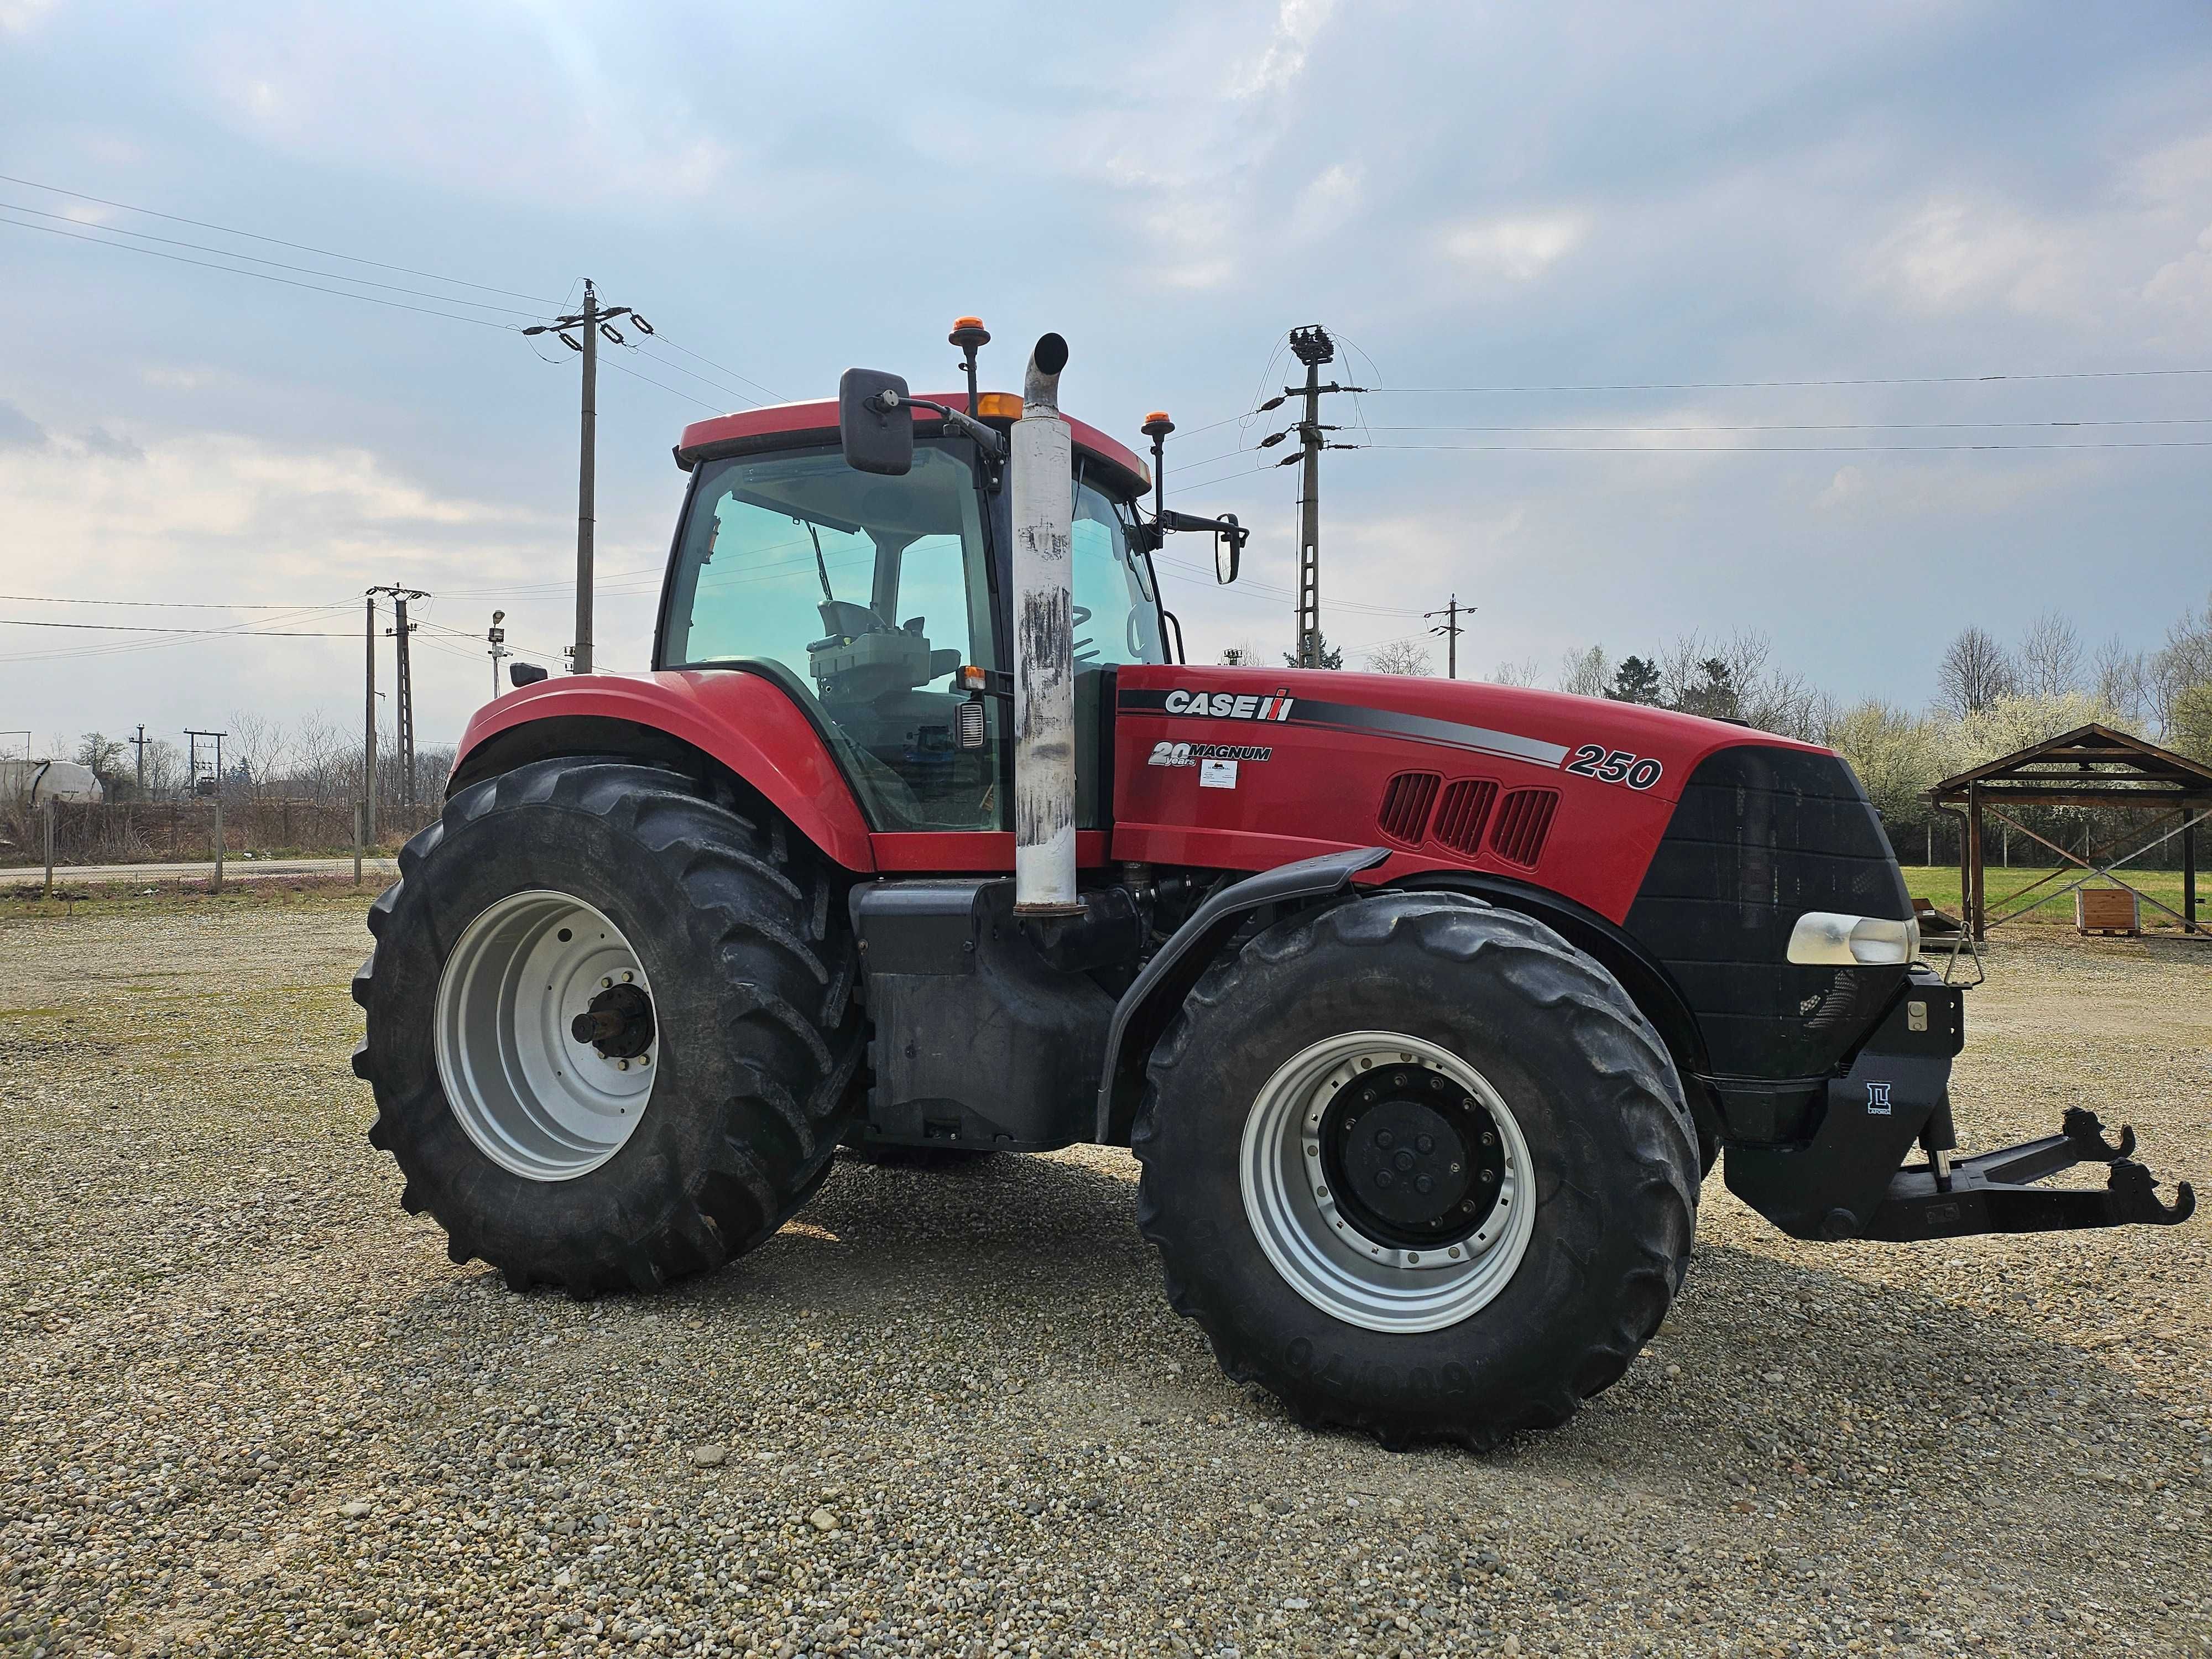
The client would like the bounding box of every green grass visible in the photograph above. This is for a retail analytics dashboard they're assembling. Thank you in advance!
[1898,864,2203,929]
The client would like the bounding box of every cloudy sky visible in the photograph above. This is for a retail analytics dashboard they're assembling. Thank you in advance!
[4,1,2211,757]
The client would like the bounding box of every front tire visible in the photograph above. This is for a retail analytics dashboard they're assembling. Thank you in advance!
[351,760,862,1295]
[1133,891,1698,1449]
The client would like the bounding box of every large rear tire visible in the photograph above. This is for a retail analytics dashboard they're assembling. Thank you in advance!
[1133,891,1698,1449]
[351,759,862,1295]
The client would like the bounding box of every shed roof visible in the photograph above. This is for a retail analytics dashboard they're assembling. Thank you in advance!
[1928,722,2212,804]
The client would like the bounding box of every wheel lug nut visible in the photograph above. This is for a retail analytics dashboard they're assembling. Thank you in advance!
[1376,1130,1395,1149]
[1375,1170,1394,1188]
[1415,1175,1433,1194]
[1416,1134,1434,1155]
[601,977,613,989]
[1481,1131,1496,1146]
[1481,1168,1497,1185]
[616,1058,630,1071]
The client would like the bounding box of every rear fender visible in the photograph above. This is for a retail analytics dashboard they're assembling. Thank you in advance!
[450,670,876,872]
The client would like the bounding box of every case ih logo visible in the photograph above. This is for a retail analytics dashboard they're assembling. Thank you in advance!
[1161,687,1297,722]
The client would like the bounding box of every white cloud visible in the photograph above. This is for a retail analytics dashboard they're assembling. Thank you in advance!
[1233,0,1336,99]
[1440,211,1591,282]
[1864,198,2075,316]
[0,0,56,34]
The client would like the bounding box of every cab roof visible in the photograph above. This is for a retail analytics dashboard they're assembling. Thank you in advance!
[676,393,1151,498]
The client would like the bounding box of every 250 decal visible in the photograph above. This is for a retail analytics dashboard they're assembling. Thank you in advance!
[1562,744,1663,790]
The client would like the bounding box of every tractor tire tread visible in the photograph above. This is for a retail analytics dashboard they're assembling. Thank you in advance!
[352,758,861,1297]
[1133,891,1697,1451]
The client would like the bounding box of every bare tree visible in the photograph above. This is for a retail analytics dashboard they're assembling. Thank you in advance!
[2148,588,2212,740]
[142,739,185,800]
[1486,657,1543,688]
[284,715,357,805]
[226,711,287,799]
[2091,634,2149,726]
[1364,638,1434,676]
[1557,646,1611,699]
[1936,627,2017,718]
[2018,610,2084,699]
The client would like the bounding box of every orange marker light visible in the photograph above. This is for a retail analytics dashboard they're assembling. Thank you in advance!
[974,392,1025,420]
[958,664,989,691]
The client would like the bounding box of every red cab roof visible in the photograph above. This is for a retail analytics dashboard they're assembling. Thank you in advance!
[676,393,1151,495]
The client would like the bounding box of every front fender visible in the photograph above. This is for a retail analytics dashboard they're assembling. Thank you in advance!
[1094,846,1389,1144]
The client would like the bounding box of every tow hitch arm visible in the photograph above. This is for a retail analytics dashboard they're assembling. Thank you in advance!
[1864,1108,2196,1241]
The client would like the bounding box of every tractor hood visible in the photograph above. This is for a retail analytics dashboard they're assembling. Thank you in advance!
[1110,663,1832,925]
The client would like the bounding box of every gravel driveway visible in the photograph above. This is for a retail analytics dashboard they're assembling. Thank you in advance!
[1,883,2206,1657]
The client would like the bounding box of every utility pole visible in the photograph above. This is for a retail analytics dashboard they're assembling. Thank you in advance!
[488,610,510,699]
[130,723,147,797]
[1260,326,1365,670]
[524,282,648,675]
[363,592,377,844]
[367,585,426,817]
[391,594,419,808]
[1425,594,1473,680]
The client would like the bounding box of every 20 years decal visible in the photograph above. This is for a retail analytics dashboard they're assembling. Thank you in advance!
[1562,744,1663,790]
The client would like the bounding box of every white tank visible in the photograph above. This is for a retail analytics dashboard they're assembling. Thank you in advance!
[11,760,106,804]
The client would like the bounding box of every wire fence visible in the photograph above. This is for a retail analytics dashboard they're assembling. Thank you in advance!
[0,796,440,868]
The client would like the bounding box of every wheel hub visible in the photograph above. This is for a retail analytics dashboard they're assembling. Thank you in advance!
[433,891,658,1182]
[1320,1070,1504,1248]
[572,982,655,1059]
[1238,1032,1538,1334]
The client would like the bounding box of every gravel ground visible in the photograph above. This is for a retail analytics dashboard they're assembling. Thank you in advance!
[1,883,2206,1658]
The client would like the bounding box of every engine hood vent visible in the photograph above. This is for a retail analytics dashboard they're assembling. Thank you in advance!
[1490,787,1559,868]
[1431,778,1499,855]
[1378,771,1441,847]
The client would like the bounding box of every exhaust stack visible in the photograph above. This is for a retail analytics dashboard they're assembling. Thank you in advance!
[1010,332,1080,915]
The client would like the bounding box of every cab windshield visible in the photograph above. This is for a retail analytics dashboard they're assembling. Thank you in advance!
[660,436,1167,833]
[662,440,998,831]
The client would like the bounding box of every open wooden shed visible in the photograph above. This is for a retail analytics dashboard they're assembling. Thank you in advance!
[1927,722,2210,940]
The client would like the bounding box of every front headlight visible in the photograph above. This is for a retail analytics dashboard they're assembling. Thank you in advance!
[1786,911,1920,967]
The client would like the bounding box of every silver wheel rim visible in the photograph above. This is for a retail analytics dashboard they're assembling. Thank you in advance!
[434,890,657,1182]
[1239,1031,1537,1334]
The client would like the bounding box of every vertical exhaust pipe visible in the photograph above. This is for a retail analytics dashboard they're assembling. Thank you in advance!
[1010,332,1081,915]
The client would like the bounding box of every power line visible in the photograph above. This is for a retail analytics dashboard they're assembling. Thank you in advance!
[0,592,348,609]
[645,333,790,404]
[0,212,517,330]
[1364,368,2212,394]
[596,351,723,411]
[1363,416,2212,434]
[624,345,767,409]
[0,171,559,303]
[0,200,541,316]
[0,617,364,635]
[1346,439,2212,454]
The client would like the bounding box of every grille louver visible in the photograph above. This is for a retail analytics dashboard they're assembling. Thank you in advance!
[1430,778,1499,854]
[1377,771,1441,847]
[1489,787,1559,868]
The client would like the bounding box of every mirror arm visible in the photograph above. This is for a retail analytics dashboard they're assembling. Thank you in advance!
[875,392,1005,462]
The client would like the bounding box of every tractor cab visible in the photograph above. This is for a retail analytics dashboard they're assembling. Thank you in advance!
[660,394,1170,832]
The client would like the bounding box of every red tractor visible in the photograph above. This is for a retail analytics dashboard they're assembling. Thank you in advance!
[352,321,2192,1448]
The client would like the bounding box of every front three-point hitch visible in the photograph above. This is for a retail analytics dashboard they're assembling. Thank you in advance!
[1866,1108,2197,1241]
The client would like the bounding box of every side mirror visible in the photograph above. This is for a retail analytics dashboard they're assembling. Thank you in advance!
[838,367,912,476]
[1214,514,1241,585]
[509,662,550,688]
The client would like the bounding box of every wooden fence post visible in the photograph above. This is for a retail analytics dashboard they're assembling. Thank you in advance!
[212,791,225,895]
[43,798,54,898]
